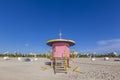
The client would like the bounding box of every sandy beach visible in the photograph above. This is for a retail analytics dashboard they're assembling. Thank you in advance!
[0,58,120,80]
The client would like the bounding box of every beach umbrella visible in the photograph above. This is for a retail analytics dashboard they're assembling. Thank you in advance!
[18,57,22,61]
[34,58,38,61]
[91,58,95,61]
[3,56,10,60]
[104,57,109,61]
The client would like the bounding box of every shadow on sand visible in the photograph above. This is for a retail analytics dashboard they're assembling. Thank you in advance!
[45,62,51,66]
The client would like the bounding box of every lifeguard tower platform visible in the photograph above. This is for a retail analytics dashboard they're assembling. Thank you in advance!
[46,32,75,74]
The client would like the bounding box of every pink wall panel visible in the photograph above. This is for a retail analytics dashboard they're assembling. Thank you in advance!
[52,43,70,58]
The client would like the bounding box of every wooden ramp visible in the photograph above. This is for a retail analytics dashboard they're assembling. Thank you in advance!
[53,58,68,74]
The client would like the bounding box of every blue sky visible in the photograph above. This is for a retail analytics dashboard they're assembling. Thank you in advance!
[0,0,120,54]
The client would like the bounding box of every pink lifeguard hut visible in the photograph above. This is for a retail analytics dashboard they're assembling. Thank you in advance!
[46,31,75,73]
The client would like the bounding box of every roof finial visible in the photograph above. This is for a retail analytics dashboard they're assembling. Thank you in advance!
[59,29,62,39]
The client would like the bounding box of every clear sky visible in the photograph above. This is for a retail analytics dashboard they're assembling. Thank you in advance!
[0,0,120,54]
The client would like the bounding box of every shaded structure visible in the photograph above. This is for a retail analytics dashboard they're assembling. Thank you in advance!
[46,32,75,73]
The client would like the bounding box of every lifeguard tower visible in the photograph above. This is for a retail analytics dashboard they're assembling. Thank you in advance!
[46,31,75,73]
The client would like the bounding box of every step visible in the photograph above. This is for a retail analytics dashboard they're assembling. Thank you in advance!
[55,68,66,70]
[55,65,65,68]
[54,70,67,74]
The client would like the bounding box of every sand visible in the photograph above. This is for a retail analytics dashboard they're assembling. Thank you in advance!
[0,58,120,80]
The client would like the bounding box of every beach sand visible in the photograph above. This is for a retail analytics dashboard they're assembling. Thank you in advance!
[0,58,120,80]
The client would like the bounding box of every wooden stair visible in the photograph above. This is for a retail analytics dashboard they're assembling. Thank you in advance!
[53,59,68,74]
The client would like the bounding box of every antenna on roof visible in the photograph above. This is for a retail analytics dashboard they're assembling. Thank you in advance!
[59,29,62,39]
